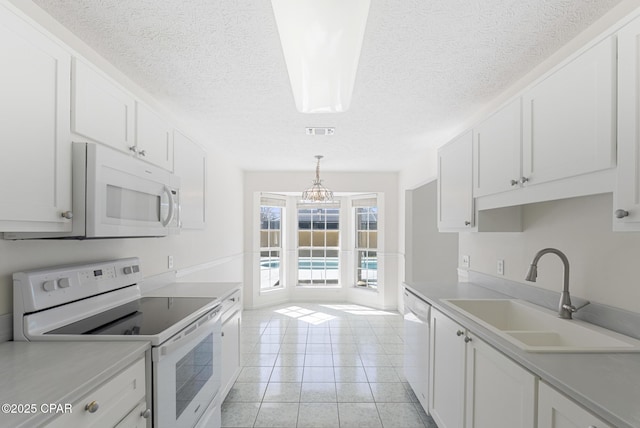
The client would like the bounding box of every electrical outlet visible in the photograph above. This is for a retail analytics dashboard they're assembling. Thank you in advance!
[168,255,174,270]
[497,259,504,275]
[462,255,470,269]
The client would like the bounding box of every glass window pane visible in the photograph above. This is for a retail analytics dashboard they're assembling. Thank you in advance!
[299,231,311,247]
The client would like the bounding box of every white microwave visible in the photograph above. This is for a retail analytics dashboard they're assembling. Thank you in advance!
[6,142,180,239]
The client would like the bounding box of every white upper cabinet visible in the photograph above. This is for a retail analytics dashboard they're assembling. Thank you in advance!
[522,36,616,186]
[135,101,173,171]
[0,5,72,232]
[72,58,135,153]
[438,131,474,231]
[615,15,640,230]
[473,98,522,198]
[173,131,206,229]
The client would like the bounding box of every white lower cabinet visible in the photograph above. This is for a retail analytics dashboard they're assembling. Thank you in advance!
[48,357,148,428]
[429,308,466,428]
[429,308,536,428]
[538,381,612,428]
[465,334,535,428]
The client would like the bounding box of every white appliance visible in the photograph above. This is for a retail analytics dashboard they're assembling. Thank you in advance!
[5,142,180,239]
[13,258,221,428]
[404,288,431,413]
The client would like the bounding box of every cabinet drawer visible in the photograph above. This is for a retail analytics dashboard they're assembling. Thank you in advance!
[48,357,146,428]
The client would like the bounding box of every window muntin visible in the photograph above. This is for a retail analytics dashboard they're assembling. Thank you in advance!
[297,207,340,286]
[260,206,282,289]
[355,206,377,289]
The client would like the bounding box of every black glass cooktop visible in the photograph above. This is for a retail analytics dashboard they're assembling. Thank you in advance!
[46,297,216,336]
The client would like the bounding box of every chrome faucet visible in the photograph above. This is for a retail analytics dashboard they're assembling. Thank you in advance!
[525,248,586,319]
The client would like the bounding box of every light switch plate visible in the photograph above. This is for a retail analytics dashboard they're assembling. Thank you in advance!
[462,255,470,268]
[497,259,504,275]
[168,255,174,269]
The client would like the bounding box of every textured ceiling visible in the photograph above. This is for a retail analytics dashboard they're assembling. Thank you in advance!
[33,0,622,172]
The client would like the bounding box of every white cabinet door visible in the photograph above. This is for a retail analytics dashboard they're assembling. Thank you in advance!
[72,58,135,154]
[0,5,72,232]
[135,102,173,171]
[615,16,640,230]
[221,309,241,399]
[429,309,466,428]
[522,37,616,186]
[538,381,612,428]
[438,131,474,231]
[465,335,535,428]
[473,98,522,197]
[173,131,206,229]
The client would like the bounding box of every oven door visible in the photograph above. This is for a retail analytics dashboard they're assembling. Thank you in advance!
[153,308,221,428]
[84,142,179,237]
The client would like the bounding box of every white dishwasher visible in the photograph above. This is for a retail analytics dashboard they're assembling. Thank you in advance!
[403,288,431,413]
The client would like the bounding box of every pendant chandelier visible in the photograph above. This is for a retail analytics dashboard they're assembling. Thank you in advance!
[301,155,334,203]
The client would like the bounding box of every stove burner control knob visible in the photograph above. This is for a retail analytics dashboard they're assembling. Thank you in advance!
[43,280,56,292]
[123,266,133,275]
[58,278,70,288]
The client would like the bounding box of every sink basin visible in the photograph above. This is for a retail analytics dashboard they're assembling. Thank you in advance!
[441,299,640,353]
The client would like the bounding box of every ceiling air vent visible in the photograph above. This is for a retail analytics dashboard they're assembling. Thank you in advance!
[306,127,335,136]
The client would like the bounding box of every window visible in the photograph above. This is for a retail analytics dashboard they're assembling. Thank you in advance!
[260,205,282,289]
[297,207,340,286]
[354,203,377,289]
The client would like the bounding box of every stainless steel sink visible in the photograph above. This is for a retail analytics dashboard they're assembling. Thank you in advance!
[441,299,640,353]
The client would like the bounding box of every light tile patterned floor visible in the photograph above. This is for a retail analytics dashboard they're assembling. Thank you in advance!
[221,303,438,428]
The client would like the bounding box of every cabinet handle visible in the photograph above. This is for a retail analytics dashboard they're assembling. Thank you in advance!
[615,209,629,219]
[141,408,151,419]
[60,211,73,219]
[85,401,99,413]
[464,221,471,226]
[456,330,464,336]
[464,336,473,343]
[520,176,529,184]
[128,146,138,154]
[221,331,225,337]
[138,149,147,157]
[510,179,519,186]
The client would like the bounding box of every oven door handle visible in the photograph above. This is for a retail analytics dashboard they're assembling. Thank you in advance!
[154,308,221,361]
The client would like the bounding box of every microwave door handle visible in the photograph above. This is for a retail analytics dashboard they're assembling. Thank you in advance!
[161,185,175,227]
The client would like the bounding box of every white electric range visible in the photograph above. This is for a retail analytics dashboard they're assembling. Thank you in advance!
[13,258,222,428]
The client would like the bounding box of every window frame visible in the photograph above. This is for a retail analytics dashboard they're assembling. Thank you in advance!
[259,196,286,292]
[296,204,341,287]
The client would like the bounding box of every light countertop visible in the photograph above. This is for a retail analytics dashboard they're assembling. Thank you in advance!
[0,340,149,428]
[405,280,640,428]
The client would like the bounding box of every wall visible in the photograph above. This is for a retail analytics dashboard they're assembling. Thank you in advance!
[404,181,458,285]
[0,1,244,317]
[459,193,640,313]
[243,171,399,310]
